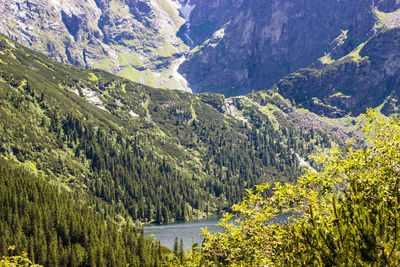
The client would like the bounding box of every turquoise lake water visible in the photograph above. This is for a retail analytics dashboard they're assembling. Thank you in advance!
[145,213,291,250]
[144,215,222,251]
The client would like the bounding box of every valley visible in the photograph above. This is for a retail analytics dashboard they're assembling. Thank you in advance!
[1,0,400,265]
[0,33,338,224]
[0,32,341,265]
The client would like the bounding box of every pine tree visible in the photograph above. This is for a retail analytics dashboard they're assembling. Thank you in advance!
[179,238,184,263]
[173,237,179,258]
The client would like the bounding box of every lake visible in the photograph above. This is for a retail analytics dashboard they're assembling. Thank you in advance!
[144,213,291,251]
[144,215,222,251]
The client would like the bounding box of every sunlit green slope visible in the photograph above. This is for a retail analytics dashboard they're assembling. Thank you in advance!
[0,34,336,225]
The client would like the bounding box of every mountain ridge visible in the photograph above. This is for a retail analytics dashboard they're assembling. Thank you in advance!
[4,0,400,100]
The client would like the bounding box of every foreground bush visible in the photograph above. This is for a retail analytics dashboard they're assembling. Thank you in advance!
[195,110,400,266]
[0,246,40,267]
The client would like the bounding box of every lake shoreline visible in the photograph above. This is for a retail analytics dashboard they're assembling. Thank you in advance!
[144,215,223,250]
[142,212,224,226]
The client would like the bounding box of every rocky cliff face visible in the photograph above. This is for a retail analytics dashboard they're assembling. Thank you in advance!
[179,0,400,96]
[274,26,400,118]
[178,0,244,46]
[0,0,191,90]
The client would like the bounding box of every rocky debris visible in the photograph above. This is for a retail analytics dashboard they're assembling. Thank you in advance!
[282,110,359,147]
[115,99,125,107]
[68,86,80,96]
[87,96,105,110]
[295,153,316,171]
[224,99,247,123]
[81,87,105,110]
[129,110,139,117]
[178,0,196,47]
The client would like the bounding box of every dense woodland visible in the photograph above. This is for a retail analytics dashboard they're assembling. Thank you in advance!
[0,157,171,266]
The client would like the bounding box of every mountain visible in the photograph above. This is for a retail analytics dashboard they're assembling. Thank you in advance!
[0,0,191,91]
[3,0,400,101]
[274,24,400,118]
[180,0,400,96]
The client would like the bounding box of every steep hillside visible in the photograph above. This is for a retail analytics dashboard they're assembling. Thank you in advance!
[180,0,400,96]
[0,0,191,90]
[0,34,344,225]
[274,25,400,117]
[177,0,243,47]
[0,158,171,266]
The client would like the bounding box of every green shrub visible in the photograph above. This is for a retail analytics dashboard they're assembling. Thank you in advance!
[197,110,400,266]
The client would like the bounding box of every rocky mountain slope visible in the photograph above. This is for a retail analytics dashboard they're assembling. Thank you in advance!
[3,0,400,101]
[180,0,400,96]
[0,0,191,90]
[273,11,400,118]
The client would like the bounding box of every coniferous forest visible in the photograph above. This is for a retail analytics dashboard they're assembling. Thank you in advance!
[0,157,169,266]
